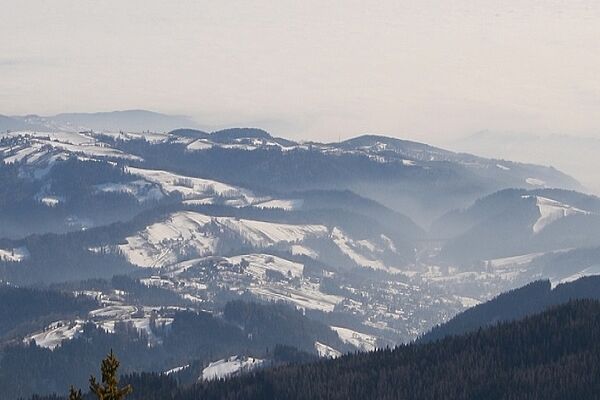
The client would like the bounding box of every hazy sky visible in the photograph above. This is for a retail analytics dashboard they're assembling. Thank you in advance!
[2,0,600,142]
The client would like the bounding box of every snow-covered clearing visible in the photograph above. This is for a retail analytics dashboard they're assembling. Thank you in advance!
[0,246,30,262]
[24,320,85,350]
[201,356,264,381]
[331,326,377,351]
[255,199,303,210]
[186,139,213,151]
[290,244,319,258]
[249,283,343,312]
[523,195,589,233]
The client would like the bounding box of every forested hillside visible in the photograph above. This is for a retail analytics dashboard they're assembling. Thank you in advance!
[2,298,348,399]
[421,275,600,342]
[0,284,97,339]
[172,300,600,400]
[32,300,600,400]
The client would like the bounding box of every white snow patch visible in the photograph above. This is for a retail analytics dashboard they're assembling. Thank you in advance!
[101,131,169,143]
[25,320,85,350]
[249,284,343,312]
[454,295,481,308]
[0,246,30,262]
[3,145,41,163]
[39,196,63,207]
[220,143,257,151]
[181,293,204,303]
[255,199,303,211]
[380,234,397,252]
[201,356,264,381]
[119,212,217,267]
[552,264,600,287]
[496,164,510,171]
[88,305,173,345]
[95,180,164,203]
[315,341,342,358]
[186,139,213,151]
[331,326,377,352]
[165,365,189,375]
[89,305,137,321]
[228,254,304,279]
[526,177,546,186]
[3,131,141,161]
[525,195,589,233]
[290,244,319,258]
[488,251,545,268]
[218,217,327,246]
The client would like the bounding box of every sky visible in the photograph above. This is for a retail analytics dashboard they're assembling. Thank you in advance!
[2,0,600,144]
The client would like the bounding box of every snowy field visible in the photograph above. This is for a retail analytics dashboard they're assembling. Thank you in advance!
[0,246,30,262]
[331,326,377,351]
[201,356,264,381]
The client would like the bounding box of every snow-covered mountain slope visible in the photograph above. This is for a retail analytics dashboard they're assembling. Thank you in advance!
[119,211,329,268]
[1,131,141,167]
[92,166,271,207]
[1,126,582,225]
[24,320,85,350]
[126,167,266,206]
[526,195,589,233]
[117,208,411,276]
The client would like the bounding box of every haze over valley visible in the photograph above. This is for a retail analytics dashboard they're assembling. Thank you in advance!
[3,2,600,399]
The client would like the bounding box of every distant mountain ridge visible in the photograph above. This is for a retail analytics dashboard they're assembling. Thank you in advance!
[453,130,600,195]
[1,110,199,133]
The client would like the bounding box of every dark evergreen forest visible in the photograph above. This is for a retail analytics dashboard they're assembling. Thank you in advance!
[29,299,600,400]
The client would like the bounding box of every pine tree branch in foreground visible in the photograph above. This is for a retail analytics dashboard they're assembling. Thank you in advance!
[69,350,132,400]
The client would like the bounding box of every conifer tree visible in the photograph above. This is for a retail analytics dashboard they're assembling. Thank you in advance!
[68,386,82,400]
[69,350,132,400]
[89,350,133,400]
